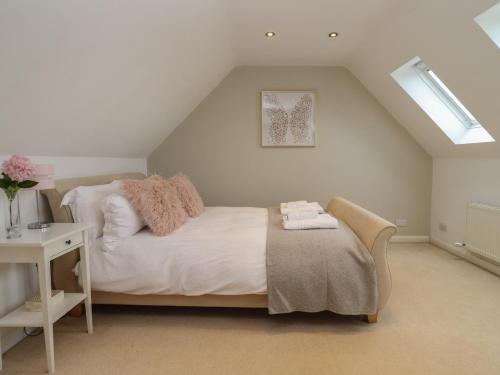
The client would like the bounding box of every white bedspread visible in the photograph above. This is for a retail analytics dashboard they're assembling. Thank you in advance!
[88,207,268,295]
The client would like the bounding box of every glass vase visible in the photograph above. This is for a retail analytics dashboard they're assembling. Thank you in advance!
[5,194,21,239]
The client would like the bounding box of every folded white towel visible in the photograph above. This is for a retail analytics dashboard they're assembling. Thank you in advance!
[280,202,324,215]
[286,210,319,221]
[283,213,339,230]
[285,200,308,207]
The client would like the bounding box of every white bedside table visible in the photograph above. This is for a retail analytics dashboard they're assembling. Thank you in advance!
[0,223,93,373]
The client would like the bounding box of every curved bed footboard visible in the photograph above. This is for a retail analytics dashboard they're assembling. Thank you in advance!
[327,197,397,312]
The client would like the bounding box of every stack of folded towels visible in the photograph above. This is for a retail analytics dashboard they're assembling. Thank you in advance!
[280,201,339,230]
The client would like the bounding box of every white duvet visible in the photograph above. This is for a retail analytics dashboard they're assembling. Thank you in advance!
[88,207,268,295]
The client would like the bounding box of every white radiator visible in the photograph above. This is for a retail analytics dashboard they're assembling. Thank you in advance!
[466,203,500,264]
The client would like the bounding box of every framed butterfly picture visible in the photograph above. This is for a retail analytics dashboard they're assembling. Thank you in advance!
[261,91,316,147]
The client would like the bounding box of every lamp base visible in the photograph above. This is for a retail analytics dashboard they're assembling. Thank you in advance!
[27,222,52,230]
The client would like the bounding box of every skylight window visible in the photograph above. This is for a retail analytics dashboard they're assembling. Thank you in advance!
[391,57,495,145]
[413,61,480,129]
[475,2,500,48]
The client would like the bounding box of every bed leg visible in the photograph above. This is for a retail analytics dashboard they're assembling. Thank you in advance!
[365,312,378,324]
[69,304,83,317]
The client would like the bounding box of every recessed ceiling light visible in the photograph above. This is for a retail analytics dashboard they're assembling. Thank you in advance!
[265,31,276,37]
[328,32,339,38]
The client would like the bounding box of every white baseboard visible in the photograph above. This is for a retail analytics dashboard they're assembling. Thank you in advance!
[390,235,429,243]
[430,238,466,257]
[431,238,500,277]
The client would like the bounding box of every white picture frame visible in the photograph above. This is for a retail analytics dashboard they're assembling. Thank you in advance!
[261,90,316,147]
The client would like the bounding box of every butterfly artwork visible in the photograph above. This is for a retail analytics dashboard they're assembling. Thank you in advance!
[261,91,315,147]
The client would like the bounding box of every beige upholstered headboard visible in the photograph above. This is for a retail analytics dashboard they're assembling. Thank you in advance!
[41,172,146,223]
[40,172,146,291]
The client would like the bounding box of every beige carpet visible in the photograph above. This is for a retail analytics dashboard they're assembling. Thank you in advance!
[2,243,500,375]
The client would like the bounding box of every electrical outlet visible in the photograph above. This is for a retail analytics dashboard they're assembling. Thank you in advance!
[395,218,408,227]
[439,222,448,232]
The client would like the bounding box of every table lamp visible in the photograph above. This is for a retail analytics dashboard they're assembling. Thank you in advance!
[27,164,55,230]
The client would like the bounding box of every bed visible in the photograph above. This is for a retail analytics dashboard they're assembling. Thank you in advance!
[41,172,396,323]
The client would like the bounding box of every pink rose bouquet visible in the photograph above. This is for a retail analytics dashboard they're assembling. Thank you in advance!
[0,155,38,201]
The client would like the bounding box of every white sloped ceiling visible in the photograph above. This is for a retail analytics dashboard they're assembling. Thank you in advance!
[1,0,499,158]
[348,0,500,157]
[0,0,235,157]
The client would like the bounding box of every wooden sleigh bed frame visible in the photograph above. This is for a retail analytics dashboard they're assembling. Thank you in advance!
[41,173,396,323]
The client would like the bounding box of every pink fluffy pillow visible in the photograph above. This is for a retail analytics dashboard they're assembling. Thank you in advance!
[122,175,188,236]
[167,174,205,217]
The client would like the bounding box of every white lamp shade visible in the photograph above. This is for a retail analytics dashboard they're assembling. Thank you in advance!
[32,176,55,190]
[27,164,55,190]
[34,164,54,176]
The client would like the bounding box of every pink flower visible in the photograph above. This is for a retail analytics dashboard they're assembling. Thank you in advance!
[1,154,35,182]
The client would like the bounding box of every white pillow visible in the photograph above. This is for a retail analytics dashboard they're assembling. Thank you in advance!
[61,180,122,242]
[102,193,145,252]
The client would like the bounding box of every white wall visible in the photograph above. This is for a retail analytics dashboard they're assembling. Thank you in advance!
[431,158,500,245]
[0,155,146,353]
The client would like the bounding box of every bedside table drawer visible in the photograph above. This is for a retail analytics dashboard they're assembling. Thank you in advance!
[47,232,83,258]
